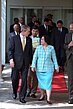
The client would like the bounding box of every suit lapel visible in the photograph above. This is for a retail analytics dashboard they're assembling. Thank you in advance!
[17,35,23,51]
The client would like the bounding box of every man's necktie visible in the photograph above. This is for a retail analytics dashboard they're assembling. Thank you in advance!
[17,33,19,35]
[22,37,25,50]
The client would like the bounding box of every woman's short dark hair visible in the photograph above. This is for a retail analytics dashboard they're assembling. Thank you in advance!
[42,35,51,45]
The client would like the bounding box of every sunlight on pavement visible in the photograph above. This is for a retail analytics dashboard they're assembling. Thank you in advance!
[0,64,73,109]
[0,102,73,109]
[0,88,9,90]
[2,67,11,74]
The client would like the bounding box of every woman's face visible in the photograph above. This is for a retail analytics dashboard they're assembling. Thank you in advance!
[41,36,45,45]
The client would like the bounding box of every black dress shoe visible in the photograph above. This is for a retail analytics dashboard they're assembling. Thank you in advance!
[12,93,17,99]
[30,93,36,98]
[19,98,26,103]
[38,96,45,101]
[47,100,52,105]
[68,98,73,104]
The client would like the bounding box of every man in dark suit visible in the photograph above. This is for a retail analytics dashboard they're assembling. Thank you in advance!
[65,22,73,104]
[51,20,68,72]
[39,18,53,45]
[10,17,20,33]
[9,24,20,37]
[19,17,25,27]
[46,14,56,27]
[28,15,37,31]
[8,25,32,103]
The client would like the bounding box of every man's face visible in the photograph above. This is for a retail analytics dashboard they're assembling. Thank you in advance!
[57,23,63,28]
[23,28,30,37]
[15,25,19,32]
[20,18,24,24]
[32,29,39,37]
[32,17,37,22]
[44,21,49,26]
[70,24,73,32]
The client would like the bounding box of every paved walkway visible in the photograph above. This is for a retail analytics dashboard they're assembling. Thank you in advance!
[0,64,73,109]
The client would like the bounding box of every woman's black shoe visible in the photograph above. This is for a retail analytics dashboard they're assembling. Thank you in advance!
[68,98,73,104]
[38,96,45,101]
[30,93,36,98]
[47,100,52,105]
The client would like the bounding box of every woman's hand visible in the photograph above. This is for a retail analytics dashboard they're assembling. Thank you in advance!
[55,69,59,73]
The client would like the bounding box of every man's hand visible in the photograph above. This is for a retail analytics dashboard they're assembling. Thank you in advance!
[31,67,35,72]
[9,59,15,68]
[68,41,73,47]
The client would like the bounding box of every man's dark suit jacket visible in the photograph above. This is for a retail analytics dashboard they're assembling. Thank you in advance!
[9,32,17,37]
[8,34,32,69]
[39,25,53,44]
[39,25,52,37]
[51,27,68,58]
[65,32,73,60]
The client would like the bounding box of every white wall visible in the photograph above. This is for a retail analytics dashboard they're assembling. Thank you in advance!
[0,0,2,75]
[7,0,72,8]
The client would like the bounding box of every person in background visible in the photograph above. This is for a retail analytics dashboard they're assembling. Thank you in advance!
[31,35,59,104]
[51,20,68,72]
[27,26,40,98]
[34,20,41,27]
[46,14,56,27]
[65,22,73,104]
[10,17,20,33]
[9,24,20,37]
[8,25,32,103]
[39,18,52,44]
[28,15,37,31]
[19,17,25,27]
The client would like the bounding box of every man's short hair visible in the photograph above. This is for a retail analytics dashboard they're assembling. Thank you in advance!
[47,14,53,19]
[21,25,30,32]
[32,25,39,30]
[57,20,63,24]
[44,18,49,22]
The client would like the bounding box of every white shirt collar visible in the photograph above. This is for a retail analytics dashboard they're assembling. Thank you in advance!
[72,33,73,40]
[44,24,47,29]
[58,28,62,32]
[20,33,26,44]
[15,31,18,35]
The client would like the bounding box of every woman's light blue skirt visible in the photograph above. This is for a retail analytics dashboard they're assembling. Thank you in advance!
[36,71,53,90]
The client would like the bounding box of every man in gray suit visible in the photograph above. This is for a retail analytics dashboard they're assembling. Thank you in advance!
[65,22,73,104]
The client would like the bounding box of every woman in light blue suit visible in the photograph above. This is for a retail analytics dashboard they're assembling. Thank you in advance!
[31,35,59,104]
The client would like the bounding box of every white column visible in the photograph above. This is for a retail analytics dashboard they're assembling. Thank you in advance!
[0,0,2,81]
[0,0,6,82]
[1,0,6,65]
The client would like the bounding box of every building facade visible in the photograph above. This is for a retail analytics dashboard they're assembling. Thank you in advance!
[0,0,73,79]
